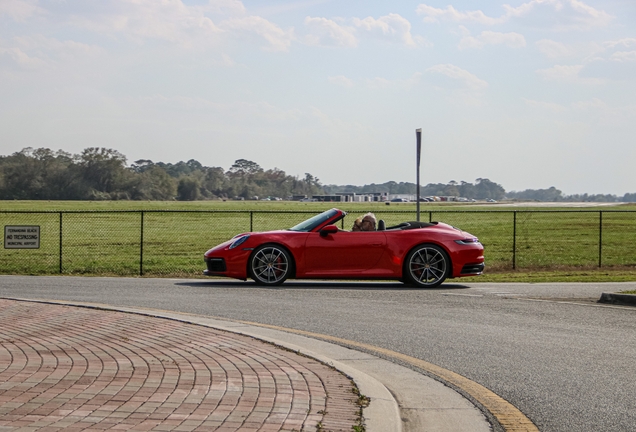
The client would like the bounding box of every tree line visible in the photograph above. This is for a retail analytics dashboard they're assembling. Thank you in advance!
[0,147,633,202]
[325,178,506,200]
[0,147,322,201]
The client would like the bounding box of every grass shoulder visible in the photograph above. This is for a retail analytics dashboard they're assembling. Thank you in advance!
[476,268,636,283]
[1,200,633,212]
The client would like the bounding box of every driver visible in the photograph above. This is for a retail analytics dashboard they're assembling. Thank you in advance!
[352,212,376,231]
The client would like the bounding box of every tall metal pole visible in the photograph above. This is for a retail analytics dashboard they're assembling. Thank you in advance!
[140,211,144,276]
[416,128,422,222]
[59,212,63,274]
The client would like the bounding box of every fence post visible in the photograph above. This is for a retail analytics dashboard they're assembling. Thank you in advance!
[59,212,63,274]
[429,211,432,223]
[598,211,603,268]
[512,211,517,270]
[250,211,253,232]
[140,211,145,276]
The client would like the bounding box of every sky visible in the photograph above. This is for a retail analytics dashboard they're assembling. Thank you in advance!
[1,0,635,195]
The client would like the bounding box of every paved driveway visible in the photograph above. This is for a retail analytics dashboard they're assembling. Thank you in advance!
[1,276,635,431]
[0,299,360,431]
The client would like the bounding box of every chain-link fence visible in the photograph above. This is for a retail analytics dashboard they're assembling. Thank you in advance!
[1,210,635,277]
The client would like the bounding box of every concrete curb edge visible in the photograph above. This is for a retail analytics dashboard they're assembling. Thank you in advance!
[598,292,636,306]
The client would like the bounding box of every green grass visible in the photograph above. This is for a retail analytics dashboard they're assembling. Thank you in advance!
[475,267,636,283]
[1,200,636,281]
[3,199,631,212]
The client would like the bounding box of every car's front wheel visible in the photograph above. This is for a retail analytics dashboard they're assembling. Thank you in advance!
[249,244,292,286]
[404,244,449,288]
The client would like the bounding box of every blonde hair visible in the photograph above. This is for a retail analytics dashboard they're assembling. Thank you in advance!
[362,212,376,225]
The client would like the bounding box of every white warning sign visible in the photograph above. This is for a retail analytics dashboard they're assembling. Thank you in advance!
[4,226,40,249]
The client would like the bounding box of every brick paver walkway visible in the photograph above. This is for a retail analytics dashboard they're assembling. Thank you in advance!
[0,299,360,431]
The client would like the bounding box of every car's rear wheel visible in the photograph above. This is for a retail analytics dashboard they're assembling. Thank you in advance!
[404,244,449,288]
[249,244,292,286]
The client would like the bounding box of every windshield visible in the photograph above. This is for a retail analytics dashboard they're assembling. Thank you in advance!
[289,209,340,232]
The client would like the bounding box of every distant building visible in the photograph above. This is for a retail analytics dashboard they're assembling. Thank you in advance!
[313,195,343,202]
[335,192,388,202]
[388,194,415,202]
[300,192,391,202]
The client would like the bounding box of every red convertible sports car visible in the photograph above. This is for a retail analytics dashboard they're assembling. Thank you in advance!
[204,208,484,288]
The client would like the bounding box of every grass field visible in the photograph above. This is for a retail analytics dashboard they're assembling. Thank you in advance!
[1,200,635,282]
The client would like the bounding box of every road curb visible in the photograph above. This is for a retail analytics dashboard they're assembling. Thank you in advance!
[598,292,636,306]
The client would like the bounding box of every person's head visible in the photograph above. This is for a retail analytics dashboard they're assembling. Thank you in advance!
[352,216,363,231]
[360,212,376,231]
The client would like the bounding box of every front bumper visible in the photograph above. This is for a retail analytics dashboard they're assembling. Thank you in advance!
[204,257,226,274]
[203,247,252,280]
[461,262,485,275]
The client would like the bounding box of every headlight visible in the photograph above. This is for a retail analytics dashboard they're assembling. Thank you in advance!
[455,238,480,245]
[229,234,250,249]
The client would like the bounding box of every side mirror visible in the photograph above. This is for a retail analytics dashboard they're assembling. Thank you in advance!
[319,225,339,236]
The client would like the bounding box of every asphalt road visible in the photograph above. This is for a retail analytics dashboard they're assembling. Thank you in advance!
[1,276,635,431]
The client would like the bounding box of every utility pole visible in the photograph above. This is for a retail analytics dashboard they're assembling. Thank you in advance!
[416,128,422,222]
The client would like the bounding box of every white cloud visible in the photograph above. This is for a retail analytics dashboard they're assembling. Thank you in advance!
[523,97,612,113]
[578,38,636,63]
[522,98,567,113]
[3,0,287,53]
[0,35,102,72]
[305,14,429,48]
[13,35,102,59]
[604,38,636,49]
[67,0,223,47]
[352,13,418,47]
[571,98,607,110]
[458,31,526,50]
[0,0,41,21]
[416,4,504,25]
[218,52,236,67]
[325,72,424,90]
[201,0,246,15]
[536,39,574,58]
[303,16,357,47]
[536,64,583,79]
[609,51,636,63]
[425,64,488,89]
[137,95,302,122]
[332,72,422,89]
[61,0,292,52]
[416,0,612,30]
[405,72,423,87]
[328,75,354,87]
[0,46,45,69]
[504,0,612,30]
[536,64,604,84]
[365,77,393,89]
[222,16,293,51]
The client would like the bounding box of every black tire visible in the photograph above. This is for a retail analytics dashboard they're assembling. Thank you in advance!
[404,244,449,288]
[249,244,292,286]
